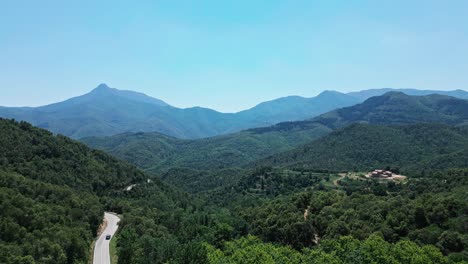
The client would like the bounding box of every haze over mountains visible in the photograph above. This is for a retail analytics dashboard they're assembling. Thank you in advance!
[1,83,467,139]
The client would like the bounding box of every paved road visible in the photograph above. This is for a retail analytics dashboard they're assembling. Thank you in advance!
[93,212,120,264]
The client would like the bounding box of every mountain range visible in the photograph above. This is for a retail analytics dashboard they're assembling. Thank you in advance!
[1,84,467,139]
[83,92,468,176]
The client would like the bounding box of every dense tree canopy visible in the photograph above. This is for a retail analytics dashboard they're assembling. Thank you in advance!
[207,235,453,264]
[0,119,183,263]
[1,116,467,263]
[0,171,102,264]
[259,123,468,173]
[82,122,331,173]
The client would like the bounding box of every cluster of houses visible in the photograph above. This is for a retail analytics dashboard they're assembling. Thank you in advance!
[370,169,393,178]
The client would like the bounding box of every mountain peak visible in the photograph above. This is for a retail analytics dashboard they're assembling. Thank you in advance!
[92,83,112,92]
[316,90,343,98]
[83,83,171,108]
[97,83,110,88]
[314,90,358,104]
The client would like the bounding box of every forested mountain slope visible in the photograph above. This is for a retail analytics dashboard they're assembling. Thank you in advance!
[0,118,183,263]
[258,123,468,173]
[311,92,468,129]
[82,121,332,173]
[0,118,148,192]
[204,168,468,262]
[0,118,114,263]
[0,171,103,264]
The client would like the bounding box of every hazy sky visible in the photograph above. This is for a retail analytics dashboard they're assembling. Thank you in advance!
[1,0,467,112]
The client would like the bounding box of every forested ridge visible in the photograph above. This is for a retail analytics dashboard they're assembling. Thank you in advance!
[0,119,147,193]
[0,171,102,264]
[310,92,468,129]
[0,119,193,263]
[82,122,331,173]
[96,122,468,195]
[258,123,468,173]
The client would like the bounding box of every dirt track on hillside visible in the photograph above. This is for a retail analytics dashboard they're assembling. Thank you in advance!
[333,173,346,186]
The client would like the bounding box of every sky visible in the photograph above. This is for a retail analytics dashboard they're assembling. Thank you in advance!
[1,0,468,112]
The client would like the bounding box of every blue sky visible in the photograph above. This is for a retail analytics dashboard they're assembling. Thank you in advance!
[1,0,467,112]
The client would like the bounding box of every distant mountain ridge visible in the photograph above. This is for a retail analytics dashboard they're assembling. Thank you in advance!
[0,83,467,139]
[311,92,468,129]
[347,88,468,101]
[235,90,360,125]
[83,92,468,174]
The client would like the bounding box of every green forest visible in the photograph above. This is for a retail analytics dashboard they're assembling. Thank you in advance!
[258,123,468,173]
[0,119,187,263]
[311,92,468,129]
[82,121,331,173]
[1,100,467,264]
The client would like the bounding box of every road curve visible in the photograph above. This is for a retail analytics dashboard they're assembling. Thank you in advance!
[93,212,120,264]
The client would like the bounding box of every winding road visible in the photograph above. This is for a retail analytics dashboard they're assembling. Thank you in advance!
[93,212,120,264]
